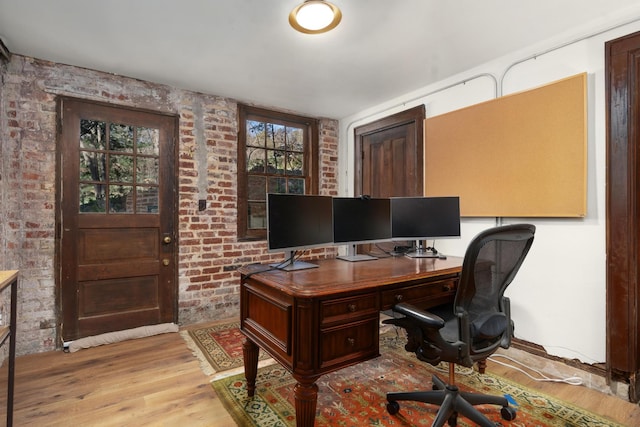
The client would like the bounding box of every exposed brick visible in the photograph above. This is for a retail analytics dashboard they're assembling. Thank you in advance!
[0,53,339,355]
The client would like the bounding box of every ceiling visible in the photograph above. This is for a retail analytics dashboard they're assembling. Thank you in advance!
[1,0,640,119]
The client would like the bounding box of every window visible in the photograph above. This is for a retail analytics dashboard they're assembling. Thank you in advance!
[237,105,319,240]
[79,119,160,214]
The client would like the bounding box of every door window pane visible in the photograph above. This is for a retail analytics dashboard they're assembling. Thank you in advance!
[109,155,134,183]
[109,124,134,152]
[136,186,158,213]
[136,157,158,184]
[109,185,133,213]
[137,127,159,155]
[80,120,106,150]
[79,183,106,212]
[78,120,160,214]
[80,151,107,182]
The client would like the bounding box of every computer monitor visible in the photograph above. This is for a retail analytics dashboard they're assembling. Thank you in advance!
[332,196,391,262]
[391,196,461,258]
[267,193,334,270]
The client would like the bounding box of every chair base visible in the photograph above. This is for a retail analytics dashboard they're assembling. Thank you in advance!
[386,374,516,427]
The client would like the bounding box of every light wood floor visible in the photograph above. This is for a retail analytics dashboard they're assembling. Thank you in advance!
[0,325,638,426]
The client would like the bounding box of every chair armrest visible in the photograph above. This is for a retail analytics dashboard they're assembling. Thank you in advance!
[386,302,445,329]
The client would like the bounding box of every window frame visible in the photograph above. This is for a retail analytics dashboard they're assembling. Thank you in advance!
[237,104,319,241]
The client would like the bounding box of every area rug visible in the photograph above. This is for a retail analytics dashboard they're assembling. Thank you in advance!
[183,320,273,377]
[210,333,623,427]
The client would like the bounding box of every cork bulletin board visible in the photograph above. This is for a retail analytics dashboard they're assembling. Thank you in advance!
[424,73,587,217]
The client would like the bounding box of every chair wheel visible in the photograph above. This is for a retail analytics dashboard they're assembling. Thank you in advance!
[501,406,517,421]
[386,400,400,415]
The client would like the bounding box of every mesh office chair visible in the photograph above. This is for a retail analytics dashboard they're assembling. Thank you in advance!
[384,224,535,427]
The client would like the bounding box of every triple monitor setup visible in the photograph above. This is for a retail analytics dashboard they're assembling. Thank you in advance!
[267,193,461,271]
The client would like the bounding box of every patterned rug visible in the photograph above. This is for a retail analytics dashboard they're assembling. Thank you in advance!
[205,330,623,427]
[184,320,272,376]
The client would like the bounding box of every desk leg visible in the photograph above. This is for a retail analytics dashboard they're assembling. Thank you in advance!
[292,375,319,427]
[242,338,259,397]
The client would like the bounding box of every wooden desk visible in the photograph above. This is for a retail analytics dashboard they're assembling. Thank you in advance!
[239,256,462,427]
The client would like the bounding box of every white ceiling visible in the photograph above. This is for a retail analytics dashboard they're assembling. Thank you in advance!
[1,0,640,119]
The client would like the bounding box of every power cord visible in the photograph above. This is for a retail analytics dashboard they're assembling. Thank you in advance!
[488,354,583,386]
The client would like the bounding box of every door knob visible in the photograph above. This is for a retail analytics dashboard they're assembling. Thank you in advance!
[163,236,172,244]
[162,259,170,266]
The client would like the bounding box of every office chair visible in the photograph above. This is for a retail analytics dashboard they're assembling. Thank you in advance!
[384,224,535,427]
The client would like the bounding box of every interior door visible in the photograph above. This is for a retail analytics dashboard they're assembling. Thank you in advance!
[58,98,178,342]
[354,106,425,198]
[606,30,640,400]
[354,106,425,253]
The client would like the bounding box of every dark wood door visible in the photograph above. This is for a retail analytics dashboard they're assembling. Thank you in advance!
[606,31,640,400]
[58,98,178,341]
[354,106,425,254]
[354,106,425,198]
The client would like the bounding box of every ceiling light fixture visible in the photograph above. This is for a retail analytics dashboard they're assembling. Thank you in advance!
[289,0,342,34]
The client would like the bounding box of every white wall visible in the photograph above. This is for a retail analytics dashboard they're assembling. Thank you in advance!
[338,9,640,364]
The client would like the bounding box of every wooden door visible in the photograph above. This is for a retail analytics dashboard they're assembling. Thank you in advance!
[58,98,178,342]
[354,106,425,254]
[606,30,640,401]
[354,106,425,198]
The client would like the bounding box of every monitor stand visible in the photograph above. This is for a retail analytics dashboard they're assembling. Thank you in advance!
[405,240,439,258]
[270,251,319,271]
[337,244,378,262]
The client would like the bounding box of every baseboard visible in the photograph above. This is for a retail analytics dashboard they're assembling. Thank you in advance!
[511,337,607,378]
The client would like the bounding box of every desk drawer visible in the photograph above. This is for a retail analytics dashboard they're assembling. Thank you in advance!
[319,317,379,371]
[320,293,378,325]
[382,278,457,310]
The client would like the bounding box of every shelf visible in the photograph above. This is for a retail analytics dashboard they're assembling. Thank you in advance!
[0,270,17,427]
[0,271,17,292]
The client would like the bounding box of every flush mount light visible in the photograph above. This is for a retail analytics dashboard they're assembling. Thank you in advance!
[289,0,342,34]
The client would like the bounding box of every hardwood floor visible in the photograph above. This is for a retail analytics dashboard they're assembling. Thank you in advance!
[0,325,637,426]
[0,330,232,426]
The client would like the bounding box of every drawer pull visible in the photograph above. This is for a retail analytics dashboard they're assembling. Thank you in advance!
[395,294,404,302]
[443,283,453,292]
[347,304,357,312]
[347,337,355,347]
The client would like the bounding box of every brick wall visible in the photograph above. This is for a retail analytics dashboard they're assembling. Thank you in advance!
[0,54,339,355]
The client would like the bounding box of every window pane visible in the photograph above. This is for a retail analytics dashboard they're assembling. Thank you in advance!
[286,152,304,176]
[247,120,265,147]
[80,151,107,182]
[247,147,266,173]
[80,119,106,150]
[109,185,133,213]
[248,175,266,200]
[79,183,106,213]
[136,157,158,184]
[288,178,305,194]
[109,154,134,183]
[287,127,304,152]
[248,201,266,229]
[137,127,159,155]
[272,124,286,149]
[109,123,134,152]
[268,177,286,194]
[267,149,284,174]
[136,186,158,213]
